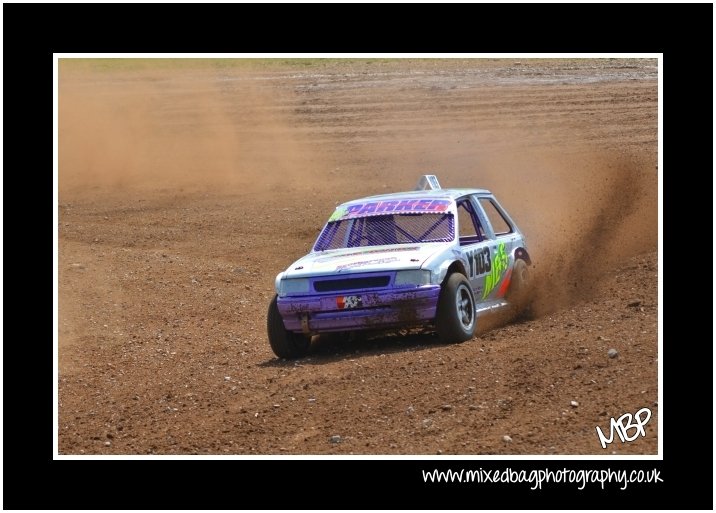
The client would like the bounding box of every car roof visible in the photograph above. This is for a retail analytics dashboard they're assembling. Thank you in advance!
[339,188,492,207]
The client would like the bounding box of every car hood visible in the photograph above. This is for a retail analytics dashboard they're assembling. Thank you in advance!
[281,244,448,278]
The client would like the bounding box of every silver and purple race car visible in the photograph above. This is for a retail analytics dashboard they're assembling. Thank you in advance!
[267,175,532,358]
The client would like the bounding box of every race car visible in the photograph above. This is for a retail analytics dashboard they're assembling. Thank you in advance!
[267,175,532,358]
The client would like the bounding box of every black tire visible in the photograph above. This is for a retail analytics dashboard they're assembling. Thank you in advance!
[506,259,531,314]
[267,295,311,359]
[436,273,476,343]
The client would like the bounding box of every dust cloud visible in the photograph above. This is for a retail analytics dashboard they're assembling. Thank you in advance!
[474,148,657,315]
[59,67,326,197]
[341,133,657,316]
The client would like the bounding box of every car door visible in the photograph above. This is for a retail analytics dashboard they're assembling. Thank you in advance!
[455,196,493,302]
[474,195,521,301]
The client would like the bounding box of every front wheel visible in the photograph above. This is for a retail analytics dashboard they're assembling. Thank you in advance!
[436,273,476,343]
[267,295,311,359]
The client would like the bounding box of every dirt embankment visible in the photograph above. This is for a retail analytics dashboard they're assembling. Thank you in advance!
[58,58,658,455]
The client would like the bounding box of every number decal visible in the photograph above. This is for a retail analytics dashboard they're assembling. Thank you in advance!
[466,247,491,278]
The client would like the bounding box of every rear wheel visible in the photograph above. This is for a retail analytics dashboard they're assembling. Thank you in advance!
[436,273,476,343]
[267,295,311,359]
[506,259,531,314]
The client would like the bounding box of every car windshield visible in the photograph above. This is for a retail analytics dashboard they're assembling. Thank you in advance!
[313,213,454,251]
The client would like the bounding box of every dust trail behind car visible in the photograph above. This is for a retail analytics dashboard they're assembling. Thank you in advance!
[469,147,657,316]
[59,65,338,197]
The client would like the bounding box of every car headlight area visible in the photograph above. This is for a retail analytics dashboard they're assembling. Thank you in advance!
[277,277,311,296]
[394,269,433,287]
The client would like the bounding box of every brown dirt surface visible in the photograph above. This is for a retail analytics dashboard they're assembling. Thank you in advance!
[58,58,658,455]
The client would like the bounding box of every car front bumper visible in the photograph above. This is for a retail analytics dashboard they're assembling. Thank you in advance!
[277,285,441,333]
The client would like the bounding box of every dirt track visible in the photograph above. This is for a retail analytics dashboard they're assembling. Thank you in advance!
[58,58,658,455]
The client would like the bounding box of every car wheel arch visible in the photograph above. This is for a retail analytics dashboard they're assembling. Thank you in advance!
[442,260,468,284]
[512,247,531,265]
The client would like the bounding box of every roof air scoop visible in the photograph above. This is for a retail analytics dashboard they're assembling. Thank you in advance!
[415,175,441,191]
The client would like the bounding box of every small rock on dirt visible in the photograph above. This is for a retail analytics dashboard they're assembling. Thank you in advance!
[570,400,579,408]
[422,418,433,429]
[627,300,641,308]
[502,435,512,443]
[607,348,619,359]
[330,435,341,444]
[406,405,415,415]
[441,404,453,411]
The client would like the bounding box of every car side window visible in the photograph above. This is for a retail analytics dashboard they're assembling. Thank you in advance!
[478,198,513,236]
[456,199,485,245]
